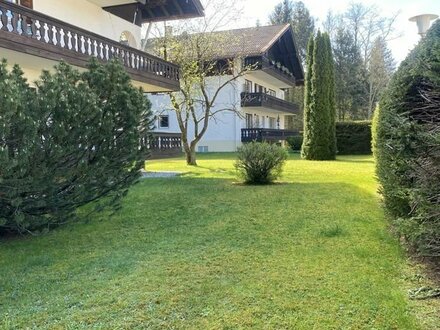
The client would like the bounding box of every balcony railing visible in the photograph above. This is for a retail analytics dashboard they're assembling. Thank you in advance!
[141,132,183,159]
[241,128,298,143]
[241,92,299,114]
[244,56,296,86]
[0,1,180,91]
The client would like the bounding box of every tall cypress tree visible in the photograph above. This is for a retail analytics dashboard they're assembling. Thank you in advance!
[301,35,314,156]
[301,31,336,160]
[324,33,337,158]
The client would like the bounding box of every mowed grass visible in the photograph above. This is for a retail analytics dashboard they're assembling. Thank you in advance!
[0,154,435,329]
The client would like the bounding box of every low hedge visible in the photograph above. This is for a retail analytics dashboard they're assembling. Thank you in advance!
[336,121,372,155]
[286,135,303,152]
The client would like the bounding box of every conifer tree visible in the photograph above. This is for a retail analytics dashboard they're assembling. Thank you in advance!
[301,35,314,157]
[301,32,336,160]
[325,33,337,158]
[0,59,152,234]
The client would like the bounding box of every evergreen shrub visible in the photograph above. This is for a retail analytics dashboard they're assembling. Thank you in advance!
[235,142,288,184]
[373,21,440,255]
[336,121,372,155]
[286,135,303,152]
[0,59,152,234]
[301,31,336,160]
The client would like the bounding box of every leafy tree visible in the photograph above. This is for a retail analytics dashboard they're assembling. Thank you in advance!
[301,32,336,160]
[0,59,152,234]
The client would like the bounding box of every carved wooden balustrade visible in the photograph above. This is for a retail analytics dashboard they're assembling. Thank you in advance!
[0,1,180,91]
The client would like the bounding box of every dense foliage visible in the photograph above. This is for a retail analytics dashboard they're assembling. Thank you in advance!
[235,142,288,184]
[0,59,152,234]
[323,3,396,120]
[287,135,303,152]
[333,28,366,121]
[336,121,372,155]
[373,21,440,255]
[301,31,336,160]
[269,0,315,63]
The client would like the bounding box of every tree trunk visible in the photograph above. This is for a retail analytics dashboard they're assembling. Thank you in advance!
[183,142,197,166]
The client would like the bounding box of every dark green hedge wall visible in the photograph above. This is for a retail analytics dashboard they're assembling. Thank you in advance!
[373,20,440,256]
[336,121,372,155]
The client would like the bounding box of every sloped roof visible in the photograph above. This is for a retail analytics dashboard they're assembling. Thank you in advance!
[207,24,292,58]
[146,23,304,83]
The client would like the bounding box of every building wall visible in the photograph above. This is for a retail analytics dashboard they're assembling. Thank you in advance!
[150,74,295,153]
[34,0,141,47]
[2,0,142,85]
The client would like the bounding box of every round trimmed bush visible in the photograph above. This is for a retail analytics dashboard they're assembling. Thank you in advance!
[235,142,288,184]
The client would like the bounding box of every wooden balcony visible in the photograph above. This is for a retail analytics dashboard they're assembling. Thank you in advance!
[0,1,180,92]
[241,128,298,143]
[241,92,299,114]
[143,132,183,159]
[244,56,298,87]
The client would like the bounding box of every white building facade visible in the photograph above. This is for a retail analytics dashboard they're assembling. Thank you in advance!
[0,0,204,92]
[150,24,304,152]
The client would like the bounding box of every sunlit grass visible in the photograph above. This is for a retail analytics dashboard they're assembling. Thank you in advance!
[0,153,436,329]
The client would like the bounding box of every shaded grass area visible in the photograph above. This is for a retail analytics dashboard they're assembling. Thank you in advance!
[0,154,436,329]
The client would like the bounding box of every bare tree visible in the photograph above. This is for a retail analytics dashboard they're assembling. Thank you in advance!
[322,10,342,41]
[367,37,395,117]
[344,3,400,64]
[151,0,251,165]
[322,3,399,120]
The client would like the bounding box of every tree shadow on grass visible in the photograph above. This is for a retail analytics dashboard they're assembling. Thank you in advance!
[0,177,420,329]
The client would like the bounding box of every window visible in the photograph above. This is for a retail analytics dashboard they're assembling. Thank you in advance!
[159,115,169,128]
[244,79,252,93]
[269,117,276,129]
[285,115,295,130]
[198,146,209,153]
[254,114,260,128]
[268,89,276,97]
[255,83,264,93]
[245,113,253,128]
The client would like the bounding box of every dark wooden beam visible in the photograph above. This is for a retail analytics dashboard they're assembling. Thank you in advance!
[171,0,184,15]
[159,5,170,17]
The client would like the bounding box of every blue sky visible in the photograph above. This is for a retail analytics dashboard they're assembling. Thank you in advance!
[239,0,440,63]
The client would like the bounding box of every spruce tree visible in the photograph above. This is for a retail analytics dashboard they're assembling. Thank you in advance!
[301,31,336,160]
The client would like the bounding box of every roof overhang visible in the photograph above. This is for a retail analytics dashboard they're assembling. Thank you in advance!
[92,0,204,26]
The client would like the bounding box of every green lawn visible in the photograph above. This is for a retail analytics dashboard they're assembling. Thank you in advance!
[0,154,437,329]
